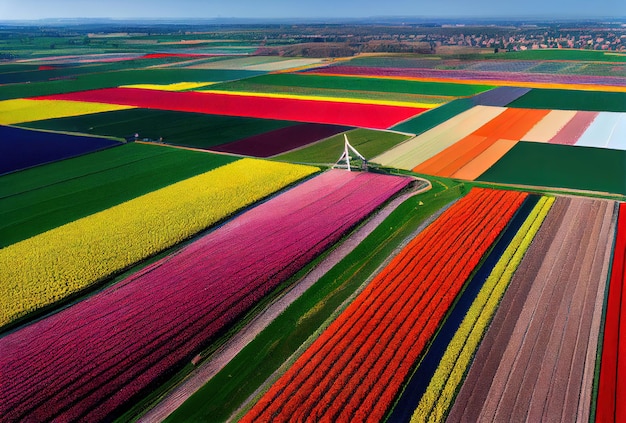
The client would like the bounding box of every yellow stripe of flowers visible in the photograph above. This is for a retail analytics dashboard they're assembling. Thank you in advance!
[411,196,555,423]
[0,99,136,125]
[197,89,440,109]
[0,158,318,327]
[119,82,215,91]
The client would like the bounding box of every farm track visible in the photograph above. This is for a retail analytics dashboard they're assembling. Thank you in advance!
[448,196,615,422]
[139,177,431,422]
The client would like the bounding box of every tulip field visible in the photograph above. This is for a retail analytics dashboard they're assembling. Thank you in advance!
[2,41,625,423]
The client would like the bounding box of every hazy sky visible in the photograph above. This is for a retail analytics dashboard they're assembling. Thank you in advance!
[1,0,624,20]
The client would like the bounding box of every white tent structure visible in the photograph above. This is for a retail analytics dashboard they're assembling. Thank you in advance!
[334,134,367,171]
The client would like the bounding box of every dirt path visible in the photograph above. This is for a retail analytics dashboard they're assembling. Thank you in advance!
[139,178,431,423]
[448,196,616,422]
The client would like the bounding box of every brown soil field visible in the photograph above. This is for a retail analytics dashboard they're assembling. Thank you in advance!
[448,196,616,422]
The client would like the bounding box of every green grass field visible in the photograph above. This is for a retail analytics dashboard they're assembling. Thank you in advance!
[20,109,299,149]
[478,141,626,195]
[162,175,466,423]
[391,98,475,135]
[482,49,626,62]
[212,73,494,97]
[0,143,237,247]
[273,128,411,164]
[509,88,626,112]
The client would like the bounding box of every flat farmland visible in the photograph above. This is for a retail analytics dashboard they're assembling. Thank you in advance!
[0,170,411,421]
[0,143,237,247]
[448,196,616,422]
[34,88,425,129]
[2,42,625,423]
[19,108,303,150]
[478,142,626,195]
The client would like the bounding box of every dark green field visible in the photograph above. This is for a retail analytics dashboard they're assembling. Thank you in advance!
[274,128,410,164]
[478,141,626,195]
[391,98,475,135]
[0,143,237,247]
[20,109,299,149]
[212,73,494,97]
[509,89,626,112]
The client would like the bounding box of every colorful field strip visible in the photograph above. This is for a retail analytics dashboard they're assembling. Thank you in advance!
[0,170,411,422]
[547,111,599,145]
[34,88,425,129]
[119,82,215,91]
[390,98,474,135]
[596,203,626,423]
[0,143,237,247]
[208,123,350,157]
[575,112,626,150]
[0,69,266,101]
[409,196,554,422]
[0,159,317,328]
[386,194,541,422]
[214,73,494,98]
[468,86,531,106]
[242,188,526,423]
[183,57,325,71]
[0,125,121,175]
[521,109,577,142]
[448,196,616,422]
[196,88,437,109]
[0,98,135,125]
[373,105,506,170]
[413,108,551,177]
[307,66,626,92]
[478,142,626,195]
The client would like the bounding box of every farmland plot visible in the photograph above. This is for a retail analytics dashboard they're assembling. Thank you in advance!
[242,188,526,422]
[0,170,411,422]
[34,88,425,129]
[448,196,616,422]
[0,159,317,327]
[0,125,121,175]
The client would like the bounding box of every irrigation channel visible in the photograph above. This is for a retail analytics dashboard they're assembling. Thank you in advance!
[139,176,432,422]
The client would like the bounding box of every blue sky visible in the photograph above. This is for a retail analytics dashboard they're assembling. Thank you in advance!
[1,0,624,19]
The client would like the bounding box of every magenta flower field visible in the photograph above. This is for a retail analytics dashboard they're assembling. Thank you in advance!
[0,169,410,422]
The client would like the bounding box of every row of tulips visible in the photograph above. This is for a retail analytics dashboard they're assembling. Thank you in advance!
[411,196,554,422]
[242,188,527,422]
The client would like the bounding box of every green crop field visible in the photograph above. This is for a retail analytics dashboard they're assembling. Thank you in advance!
[274,128,411,164]
[509,88,626,112]
[212,73,494,97]
[20,109,299,149]
[482,49,626,62]
[0,143,237,247]
[478,141,626,195]
[391,98,475,135]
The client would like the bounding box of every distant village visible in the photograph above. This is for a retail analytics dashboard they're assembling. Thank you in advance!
[422,27,626,51]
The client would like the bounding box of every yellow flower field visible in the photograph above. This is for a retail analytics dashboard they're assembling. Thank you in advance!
[0,159,318,327]
[198,89,440,109]
[119,82,215,91]
[0,98,136,125]
[411,196,554,423]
